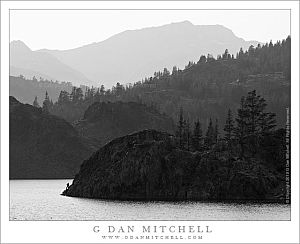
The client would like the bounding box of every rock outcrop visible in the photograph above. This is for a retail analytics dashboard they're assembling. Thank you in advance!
[9,96,97,179]
[63,129,285,202]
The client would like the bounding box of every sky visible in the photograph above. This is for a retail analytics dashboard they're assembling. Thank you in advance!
[10,9,290,51]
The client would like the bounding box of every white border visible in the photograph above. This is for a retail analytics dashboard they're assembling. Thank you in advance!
[1,1,299,243]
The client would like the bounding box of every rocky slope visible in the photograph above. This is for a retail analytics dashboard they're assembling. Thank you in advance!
[9,96,97,179]
[63,129,286,202]
[72,101,174,146]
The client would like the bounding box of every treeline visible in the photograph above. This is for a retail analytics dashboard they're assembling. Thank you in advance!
[236,37,291,80]
[130,37,290,123]
[10,75,73,105]
[138,36,290,89]
[175,90,286,171]
[33,83,158,122]
[32,37,290,127]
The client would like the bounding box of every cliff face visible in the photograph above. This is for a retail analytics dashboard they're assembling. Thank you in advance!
[63,129,285,202]
[73,101,174,146]
[9,96,97,179]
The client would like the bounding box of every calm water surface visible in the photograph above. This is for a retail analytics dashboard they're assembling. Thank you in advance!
[10,180,290,221]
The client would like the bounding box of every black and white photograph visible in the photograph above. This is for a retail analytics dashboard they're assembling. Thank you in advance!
[1,1,299,243]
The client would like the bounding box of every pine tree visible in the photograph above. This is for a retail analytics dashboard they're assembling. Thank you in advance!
[198,55,206,64]
[33,96,40,108]
[176,107,184,149]
[222,49,229,59]
[184,118,191,151]
[42,91,51,113]
[58,90,70,105]
[234,90,278,157]
[76,87,84,101]
[94,88,101,101]
[163,68,170,77]
[239,47,244,57]
[214,119,219,143]
[244,90,265,155]
[100,85,105,95]
[70,87,76,102]
[172,66,178,76]
[259,112,276,135]
[192,119,202,151]
[205,118,214,149]
[234,96,248,157]
[243,90,277,156]
[224,109,234,151]
[114,82,124,97]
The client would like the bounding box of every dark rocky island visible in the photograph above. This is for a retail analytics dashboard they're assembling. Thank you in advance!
[62,129,286,202]
[9,96,98,179]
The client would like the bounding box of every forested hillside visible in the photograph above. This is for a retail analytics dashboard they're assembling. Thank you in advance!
[10,75,73,105]
[9,96,98,179]
[125,36,291,128]
[36,36,290,130]
[64,91,288,202]
[73,101,174,146]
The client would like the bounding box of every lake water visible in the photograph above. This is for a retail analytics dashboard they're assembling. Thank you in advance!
[10,180,291,221]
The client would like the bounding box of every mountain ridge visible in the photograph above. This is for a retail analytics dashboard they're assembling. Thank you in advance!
[10,41,92,86]
[11,21,260,87]
[38,22,254,52]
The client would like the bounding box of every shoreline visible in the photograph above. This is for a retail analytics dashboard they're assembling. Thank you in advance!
[61,193,289,205]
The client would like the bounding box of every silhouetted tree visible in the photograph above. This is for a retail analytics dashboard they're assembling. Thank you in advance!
[163,68,170,77]
[33,96,40,108]
[75,88,84,102]
[184,118,191,151]
[214,119,219,143]
[198,55,207,64]
[205,118,214,149]
[234,96,248,157]
[100,85,105,95]
[222,49,229,59]
[176,107,184,149]
[244,90,266,155]
[259,112,277,135]
[42,91,51,113]
[57,90,70,105]
[224,109,234,151]
[192,119,202,151]
[234,90,278,157]
[70,87,76,102]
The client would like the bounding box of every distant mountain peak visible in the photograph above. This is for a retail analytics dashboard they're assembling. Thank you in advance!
[10,40,92,86]
[170,20,193,25]
[10,40,31,52]
[11,22,260,87]
[167,21,229,30]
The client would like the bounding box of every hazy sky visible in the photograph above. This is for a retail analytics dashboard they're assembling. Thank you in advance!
[10,9,290,50]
